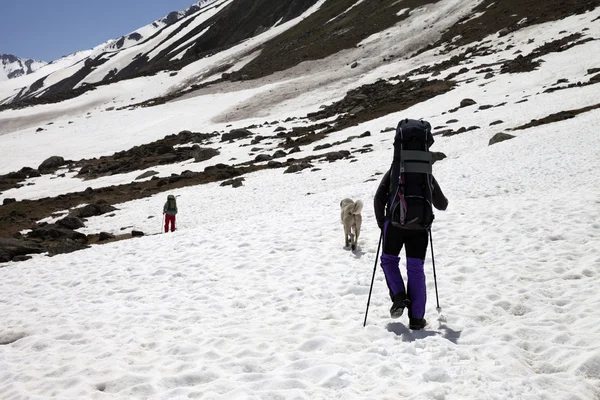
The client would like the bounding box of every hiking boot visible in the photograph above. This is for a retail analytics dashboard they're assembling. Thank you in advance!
[390,292,410,319]
[409,318,427,330]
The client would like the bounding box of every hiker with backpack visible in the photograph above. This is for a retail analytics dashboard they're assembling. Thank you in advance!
[163,194,178,233]
[374,119,448,330]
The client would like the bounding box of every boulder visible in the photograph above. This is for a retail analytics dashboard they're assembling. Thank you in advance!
[27,224,88,243]
[98,232,115,241]
[221,129,252,142]
[75,203,117,218]
[46,238,89,256]
[460,98,477,107]
[0,238,45,263]
[192,147,219,162]
[38,156,65,172]
[56,216,85,230]
[489,133,516,145]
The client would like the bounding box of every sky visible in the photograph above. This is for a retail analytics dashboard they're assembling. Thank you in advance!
[0,0,199,62]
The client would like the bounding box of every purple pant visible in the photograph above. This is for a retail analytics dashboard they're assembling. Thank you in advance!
[380,221,427,319]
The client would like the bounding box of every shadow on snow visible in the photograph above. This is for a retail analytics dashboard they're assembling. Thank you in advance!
[385,322,462,344]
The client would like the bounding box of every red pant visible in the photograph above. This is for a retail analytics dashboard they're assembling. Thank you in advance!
[164,214,176,232]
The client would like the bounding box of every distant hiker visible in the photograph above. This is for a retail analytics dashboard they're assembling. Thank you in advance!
[374,119,448,330]
[163,194,177,232]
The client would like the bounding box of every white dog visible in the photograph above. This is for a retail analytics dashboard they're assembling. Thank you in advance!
[340,198,363,251]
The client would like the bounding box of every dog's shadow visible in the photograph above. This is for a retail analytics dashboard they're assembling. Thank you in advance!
[343,246,365,259]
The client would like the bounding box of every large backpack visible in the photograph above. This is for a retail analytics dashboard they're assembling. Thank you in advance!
[166,195,177,212]
[387,119,434,230]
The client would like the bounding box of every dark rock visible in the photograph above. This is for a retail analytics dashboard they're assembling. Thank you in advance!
[284,162,313,173]
[460,98,477,107]
[75,203,117,218]
[3,198,16,205]
[164,11,180,26]
[132,230,144,237]
[7,171,27,179]
[156,145,174,155]
[28,224,88,244]
[484,72,494,79]
[431,152,447,163]
[46,238,89,256]
[38,156,65,171]
[220,177,244,188]
[12,255,32,262]
[350,62,358,68]
[98,232,115,241]
[478,105,493,110]
[314,143,332,151]
[0,238,45,263]
[250,135,265,144]
[57,216,85,230]
[267,161,284,168]
[490,120,504,126]
[84,187,93,196]
[274,126,286,132]
[489,133,516,145]
[192,147,219,162]
[254,154,272,162]
[221,129,252,142]
[36,127,44,132]
[135,170,159,180]
[272,150,287,158]
[326,150,351,161]
[445,119,458,124]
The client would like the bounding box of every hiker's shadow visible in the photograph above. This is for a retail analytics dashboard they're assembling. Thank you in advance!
[386,322,462,344]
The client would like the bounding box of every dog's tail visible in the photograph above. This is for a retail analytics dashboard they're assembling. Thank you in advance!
[350,200,363,215]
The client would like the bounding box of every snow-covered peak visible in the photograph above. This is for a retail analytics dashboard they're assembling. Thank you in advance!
[0,54,47,81]
[102,0,221,52]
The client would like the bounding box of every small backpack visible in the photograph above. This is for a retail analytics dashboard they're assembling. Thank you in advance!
[387,119,434,230]
[166,195,177,212]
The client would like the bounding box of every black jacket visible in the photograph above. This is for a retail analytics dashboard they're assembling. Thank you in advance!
[374,170,448,229]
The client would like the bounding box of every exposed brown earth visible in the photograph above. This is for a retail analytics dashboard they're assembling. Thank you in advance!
[511,103,600,130]
[76,130,220,179]
[232,0,441,81]
[424,0,600,53]
[500,34,594,74]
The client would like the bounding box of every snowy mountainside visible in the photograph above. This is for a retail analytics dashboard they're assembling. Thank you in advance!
[0,0,321,107]
[0,54,46,81]
[103,0,220,52]
[1,1,600,399]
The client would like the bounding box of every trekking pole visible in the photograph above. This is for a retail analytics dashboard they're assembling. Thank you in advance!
[429,228,441,313]
[363,231,383,327]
